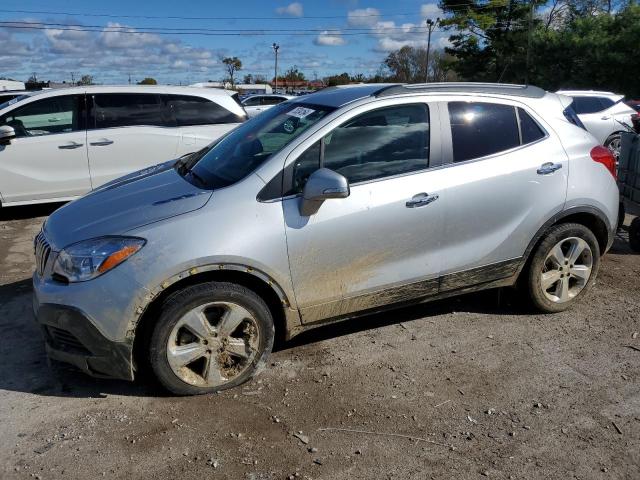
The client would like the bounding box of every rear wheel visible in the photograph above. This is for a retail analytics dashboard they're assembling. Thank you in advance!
[149,282,274,395]
[605,133,622,162]
[629,217,640,252]
[526,223,600,313]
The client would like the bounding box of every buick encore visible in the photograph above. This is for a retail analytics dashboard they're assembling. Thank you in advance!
[0,85,246,207]
[32,83,619,395]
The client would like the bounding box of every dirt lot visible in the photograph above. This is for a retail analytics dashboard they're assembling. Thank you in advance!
[0,204,638,480]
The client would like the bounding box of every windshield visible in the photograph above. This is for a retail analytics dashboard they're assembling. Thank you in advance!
[180,102,335,189]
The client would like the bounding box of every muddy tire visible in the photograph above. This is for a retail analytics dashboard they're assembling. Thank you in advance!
[526,223,600,313]
[605,133,622,162]
[630,217,640,252]
[149,282,274,395]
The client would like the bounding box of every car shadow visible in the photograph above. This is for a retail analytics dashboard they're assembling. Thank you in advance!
[0,202,66,221]
[0,275,528,399]
[610,224,637,255]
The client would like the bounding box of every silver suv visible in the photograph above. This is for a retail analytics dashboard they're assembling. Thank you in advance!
[33,83,619,395]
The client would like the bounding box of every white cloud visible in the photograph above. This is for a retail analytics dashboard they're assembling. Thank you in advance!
[275,2,304,17]
[314,31,346,46]
[420,3,444,19]
[98,22,162,49]
[347,8,381,27]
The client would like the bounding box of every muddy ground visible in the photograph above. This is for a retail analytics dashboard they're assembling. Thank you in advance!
[0,204,638,480]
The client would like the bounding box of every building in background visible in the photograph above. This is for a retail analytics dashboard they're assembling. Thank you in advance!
[0,79,25,91]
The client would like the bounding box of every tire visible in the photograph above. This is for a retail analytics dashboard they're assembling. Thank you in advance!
[630,217,640,252]
[149,282,274,395]
[526,223,600,313]
[605,133,622,162]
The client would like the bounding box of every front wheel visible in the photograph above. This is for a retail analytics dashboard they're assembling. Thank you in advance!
[526,223,600,313]
[149,282,274,395]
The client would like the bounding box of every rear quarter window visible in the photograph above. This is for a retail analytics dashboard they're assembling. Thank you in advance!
[571,96,607,114]
[167,95,243,126]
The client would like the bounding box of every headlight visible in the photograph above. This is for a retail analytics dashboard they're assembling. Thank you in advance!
[53,237,145,282]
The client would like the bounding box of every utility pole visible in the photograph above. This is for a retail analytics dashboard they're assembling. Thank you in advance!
[525,0,534,85]
[70,72,75,85]
[272,43,280,93]
[128,73,132,85]
[425,18,439,83]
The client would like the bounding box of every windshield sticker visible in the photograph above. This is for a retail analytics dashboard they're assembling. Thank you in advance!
[287,106,315,119]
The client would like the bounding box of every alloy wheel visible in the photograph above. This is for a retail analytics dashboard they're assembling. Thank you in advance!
[540,237,593,303]
[166,301,260,387]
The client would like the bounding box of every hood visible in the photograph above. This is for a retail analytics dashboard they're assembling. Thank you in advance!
[45,161,212,249]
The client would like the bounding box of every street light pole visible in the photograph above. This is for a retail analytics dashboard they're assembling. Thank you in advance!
[425,18,439,83]
[272,43,280,93]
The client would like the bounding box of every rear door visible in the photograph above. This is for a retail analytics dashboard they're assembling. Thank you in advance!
[0,94,90,204]
[86,93,179,187]
[436,99,569,288]
[166,94,243,156]
[282,101,448,322]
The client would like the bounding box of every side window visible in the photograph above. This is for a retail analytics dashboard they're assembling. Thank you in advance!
[243,96,262,107]
[167,95,243,126]
[449,102,519,162]
[92,94,164,129]
[0,95,80,137]
[518,108,546,144]
[571,96,606,114]
[262,97,284,106]
[323,104,430,184]
[597,97,615,110]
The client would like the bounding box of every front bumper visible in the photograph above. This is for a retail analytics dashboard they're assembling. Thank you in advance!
[34,301,134,381]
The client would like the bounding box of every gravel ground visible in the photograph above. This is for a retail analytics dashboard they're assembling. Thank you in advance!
[0,204,638,480]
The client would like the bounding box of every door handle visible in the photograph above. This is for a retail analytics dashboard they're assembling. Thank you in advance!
[601,115,611,120]
[406,192,439,208]
[537,162,562,175]
[90,139,114,146]
[58,141,84,150]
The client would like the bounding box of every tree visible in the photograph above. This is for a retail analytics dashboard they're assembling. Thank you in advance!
[242,74,253,84]
[77,74,94,85]
[383,46,454,83]
[324,72,351,86]
[283,66,306,82]
[222,57,242,87]
[138,77,157,85]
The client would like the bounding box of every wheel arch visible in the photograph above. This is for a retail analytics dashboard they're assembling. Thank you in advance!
[519,206,612,279]
[130,264,299,377]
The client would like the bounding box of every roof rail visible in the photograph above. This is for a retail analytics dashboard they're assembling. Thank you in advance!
[375,82,546,99]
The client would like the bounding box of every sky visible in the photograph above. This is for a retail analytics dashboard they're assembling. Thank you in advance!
[0,0,451,85]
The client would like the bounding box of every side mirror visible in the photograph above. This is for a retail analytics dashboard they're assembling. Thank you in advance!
[300,168,349,216]
[0,125,16,145]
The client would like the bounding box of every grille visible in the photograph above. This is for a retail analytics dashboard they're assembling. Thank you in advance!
[47,326,91,355]
[34,231,52,277]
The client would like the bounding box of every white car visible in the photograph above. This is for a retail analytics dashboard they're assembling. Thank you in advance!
[0,85,246,207]
[0,91,32,108]
[241,94,294,118]
[557,90,636,158]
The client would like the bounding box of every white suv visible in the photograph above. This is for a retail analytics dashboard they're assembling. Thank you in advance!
[0,85,246,207]
[557,90,636,158]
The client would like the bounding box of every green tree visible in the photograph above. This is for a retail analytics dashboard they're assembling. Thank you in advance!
[137,77,157,85]
[284,66,306,82]
[222,57,242,87]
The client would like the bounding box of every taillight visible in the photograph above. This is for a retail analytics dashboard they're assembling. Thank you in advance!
[590,145,617,179]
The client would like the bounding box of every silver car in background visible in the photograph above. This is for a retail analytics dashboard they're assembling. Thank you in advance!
[241,93,295,118]
[33,83,619,395]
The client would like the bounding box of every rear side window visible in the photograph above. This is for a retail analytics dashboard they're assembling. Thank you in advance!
[167,95,243,126]
[449,102,520,162]
[571,96,607,114]
[517,108,546,144]
[262,96,286,106]
[92,94,165,129]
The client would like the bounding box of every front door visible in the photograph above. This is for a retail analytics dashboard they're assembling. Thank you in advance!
[0,94,90,204]
[283,102,448,323]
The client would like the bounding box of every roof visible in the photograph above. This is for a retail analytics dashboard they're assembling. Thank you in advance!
[377,83,547,98]
[557,90,622,98]
[292,82,548,108]
[20,85,237,99]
